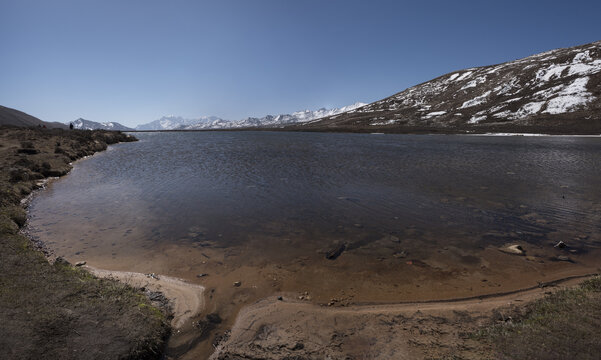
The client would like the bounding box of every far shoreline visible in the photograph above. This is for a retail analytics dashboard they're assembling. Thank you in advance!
[124,127,601,136]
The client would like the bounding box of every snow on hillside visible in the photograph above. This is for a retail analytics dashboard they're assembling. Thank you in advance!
[303,40,601,131]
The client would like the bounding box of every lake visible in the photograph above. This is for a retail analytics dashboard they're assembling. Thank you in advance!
[28,132,601,308]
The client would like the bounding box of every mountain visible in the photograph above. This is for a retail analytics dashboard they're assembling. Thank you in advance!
[135,115,226,130]
[70,118,133,131]
[176,102,367,130]
[293,41,601,134]
[0,105,67,129]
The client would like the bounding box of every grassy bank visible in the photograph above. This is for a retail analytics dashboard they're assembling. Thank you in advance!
[476,276,601,359]
[0,126,171,359]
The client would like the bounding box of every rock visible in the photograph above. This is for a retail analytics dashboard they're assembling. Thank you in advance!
[500,244,524,255]
[393,251,407,258]
[17,148,40,154]
[145,273,160,280]
[383,234,400,243]
[233,281,241,287]
[277,296,283,301]
[147,291,167,303]
[554,241,567,249]
[74,261,86,267]
[325,243,346,260]
[54,257,71,266]
[196,273,208,278]
[206,313,222,324]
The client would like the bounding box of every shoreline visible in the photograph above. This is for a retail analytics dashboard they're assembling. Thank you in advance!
[0,127,171,359]
[126,128,601,136]
[212,275,600,359]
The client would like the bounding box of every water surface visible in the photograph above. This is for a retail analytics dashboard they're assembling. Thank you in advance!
[28,132,601,302]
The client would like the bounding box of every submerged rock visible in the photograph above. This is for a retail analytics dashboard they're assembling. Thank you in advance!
[556,255,571,262]
[325,243,346,260]
[499,244,525,255]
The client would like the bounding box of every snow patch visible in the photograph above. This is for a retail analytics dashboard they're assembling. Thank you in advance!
[370,119,397,126]
[460,91,492,109]
[460,76,487,90]
[422,111,447,119]
[468,115,487,124]
[455,71,473,81]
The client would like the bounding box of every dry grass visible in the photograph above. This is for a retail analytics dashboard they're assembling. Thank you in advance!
[0,127,169,360]
[477,276,601,360]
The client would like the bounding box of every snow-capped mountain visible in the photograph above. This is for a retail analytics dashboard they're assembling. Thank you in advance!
[296,40,601,134]
[135,115,225,130]
[70,118,133,131]
[177,102,367,130]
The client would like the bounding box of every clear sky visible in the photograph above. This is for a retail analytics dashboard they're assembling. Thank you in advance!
[1,0,600,127]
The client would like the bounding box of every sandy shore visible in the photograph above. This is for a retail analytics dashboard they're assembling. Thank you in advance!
[88,267,205,329]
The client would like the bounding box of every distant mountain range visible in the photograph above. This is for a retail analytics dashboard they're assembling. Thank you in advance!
[134,115,225,130]
[134,103,367,130]
[69,118,134,131]
[295,40,601,134]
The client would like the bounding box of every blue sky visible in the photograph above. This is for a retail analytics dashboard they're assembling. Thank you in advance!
[1,0,600,127]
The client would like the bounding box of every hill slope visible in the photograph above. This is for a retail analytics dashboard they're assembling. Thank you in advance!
[295,41,601,134]
[0,105,67,129]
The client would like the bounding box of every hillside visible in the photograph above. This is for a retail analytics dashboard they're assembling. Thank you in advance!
[0,105,67,129]
[293,41,601,134]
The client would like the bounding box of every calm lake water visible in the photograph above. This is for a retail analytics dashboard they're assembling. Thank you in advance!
[28,132,601,271]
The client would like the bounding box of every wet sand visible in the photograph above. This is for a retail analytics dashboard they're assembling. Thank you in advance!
[72,234,601,359]
[88,267,205,329]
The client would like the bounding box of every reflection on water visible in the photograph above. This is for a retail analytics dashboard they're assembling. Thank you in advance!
[28,132,601,272]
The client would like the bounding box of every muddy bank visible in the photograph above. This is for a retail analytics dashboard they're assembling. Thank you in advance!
[0,126,171,359]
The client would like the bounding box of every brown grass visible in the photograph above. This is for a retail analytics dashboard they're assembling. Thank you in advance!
[0,126,170,360]
[477,276,601,360]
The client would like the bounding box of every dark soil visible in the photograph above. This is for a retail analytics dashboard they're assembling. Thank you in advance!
[0,126,171,360]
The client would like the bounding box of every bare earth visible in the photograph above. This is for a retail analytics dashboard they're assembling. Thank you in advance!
[208,276,592,359]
